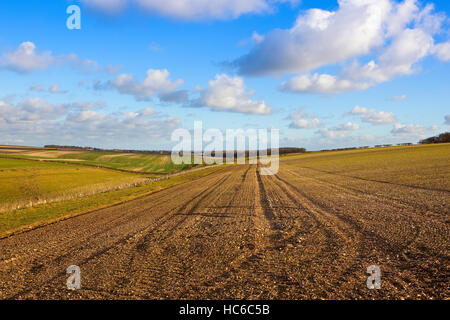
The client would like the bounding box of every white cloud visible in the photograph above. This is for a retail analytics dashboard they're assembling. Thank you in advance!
[433,41,450,61]
[345,28,434,82]
[0,42,118,74]
[445,115,450,125]
[0,97,180,149]
[280,26,436,93]
[69,101,106,110]
[287,108,315,120]
[192,74,271,115]
[0,42,54,73]
[346,106,397,125]
[279,73,370,94]
[0,98,68,122]
[67,110,106,123]
[333,122,360,131]
[316,122,360,138]
[110,69,184,101]
[290,118,321,129]
[233,0,449,93]
[391,123,425,136]
[235,0,394,76]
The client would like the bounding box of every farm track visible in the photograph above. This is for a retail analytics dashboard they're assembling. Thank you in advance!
[0,165,448,299]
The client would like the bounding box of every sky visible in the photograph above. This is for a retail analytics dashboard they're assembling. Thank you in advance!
[0,0,449,151]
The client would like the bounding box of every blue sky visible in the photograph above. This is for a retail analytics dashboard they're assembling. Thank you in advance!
[0,0,449,150]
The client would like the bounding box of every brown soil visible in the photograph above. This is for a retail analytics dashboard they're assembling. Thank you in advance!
[0,165,448,299]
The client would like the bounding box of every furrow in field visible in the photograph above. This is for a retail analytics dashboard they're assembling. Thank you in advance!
[0,167,233,299]
[274,168,449,299]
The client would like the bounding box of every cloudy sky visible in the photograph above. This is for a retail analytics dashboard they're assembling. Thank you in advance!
[0,0,449,150]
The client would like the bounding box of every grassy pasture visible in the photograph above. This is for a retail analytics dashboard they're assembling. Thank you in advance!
[0,148,192,174]
[0,158,153,214]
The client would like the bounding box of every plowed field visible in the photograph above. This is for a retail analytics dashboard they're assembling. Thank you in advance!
[0,153,449,299]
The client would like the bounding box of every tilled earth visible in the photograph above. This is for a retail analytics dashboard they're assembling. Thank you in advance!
[0,165,448,299]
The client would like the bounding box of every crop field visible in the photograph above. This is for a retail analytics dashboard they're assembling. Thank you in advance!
[0,144,448,299]
[0,146,192,174]
[0,157,223,235]
[0,158,154,231]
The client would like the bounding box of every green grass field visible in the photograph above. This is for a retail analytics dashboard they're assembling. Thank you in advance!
[0,158,153,214]
[0,148,193,174]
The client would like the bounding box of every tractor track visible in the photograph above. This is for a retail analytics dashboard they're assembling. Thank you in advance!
[0,164,448,299]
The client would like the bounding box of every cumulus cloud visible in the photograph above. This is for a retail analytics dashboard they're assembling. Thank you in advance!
[287,107,320,129]
[0,42,54,73]
[316,122,360,138]
[290,118,321,129]
[235,0,394,76]
[0,42,118,74]
[69,100,106,111]
[287,107,316,120]
[233,0,449,93]
[346,106,397,125]
[279,73,370,94]
[391,123,425,136]
[191,74,271,115]
[445,114,450,125]
[0,98,68,122]
[432,41,450,61]
[0,97,180,149]
[79,0,295,21]
[109,69,184,101]
[67,110,106,123]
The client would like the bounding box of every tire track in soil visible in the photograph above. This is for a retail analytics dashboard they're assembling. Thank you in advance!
[105,169,242,299]
[264,171,362,299]
[0,167,234,299]
[299,166,450,194]
[182,166,279,299]
[21,167,243,299]
[194,166,345,299]
[285,168,448,220]
[273,169,448,299]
